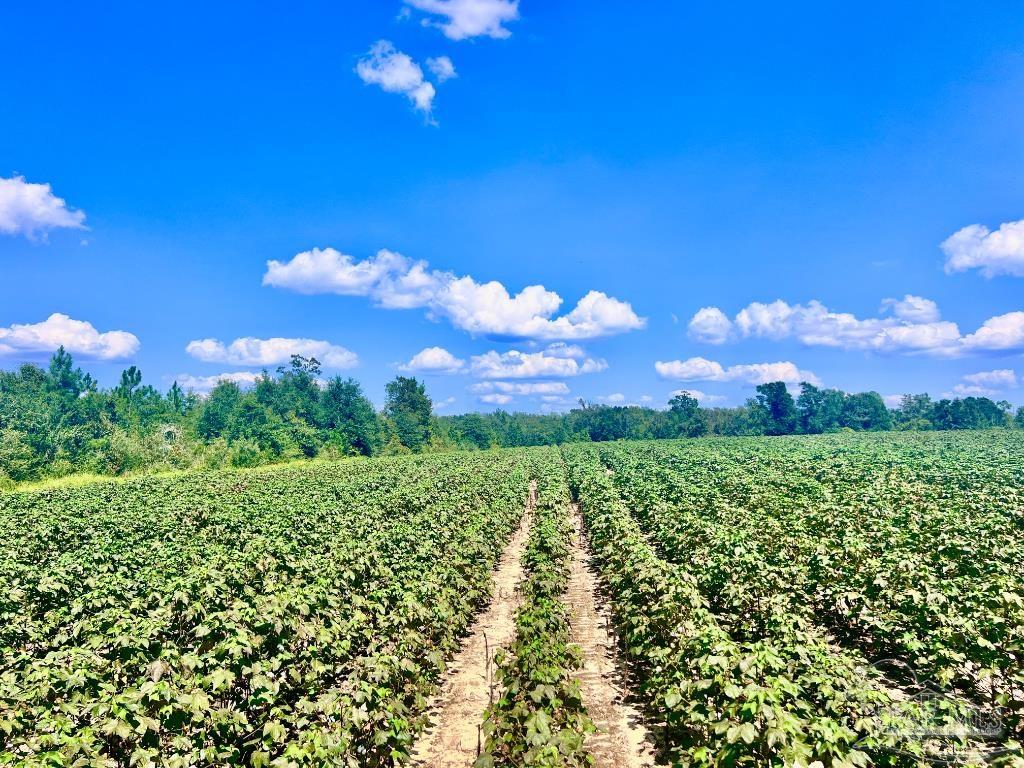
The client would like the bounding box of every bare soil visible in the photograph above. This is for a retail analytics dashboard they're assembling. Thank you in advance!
[410,481,536,768]
[566,503,659,768]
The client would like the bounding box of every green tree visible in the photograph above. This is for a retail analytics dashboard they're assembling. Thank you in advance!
[455,413,495,449]
[666,392,708,437]
[1016,406,1024,429]
[796,383,846,434]
[750,381,798,435]
[116,366,143,399]
[892,394,934,430]
[196,381,242,439]
[322,377,381,455]
[841,392,892,431]
[168,382,186,415]
[48,346,95,397]
[384,376,432,452]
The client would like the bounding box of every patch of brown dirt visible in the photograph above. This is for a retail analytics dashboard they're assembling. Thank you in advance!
[566,503,659,768]
[410,481,536,767]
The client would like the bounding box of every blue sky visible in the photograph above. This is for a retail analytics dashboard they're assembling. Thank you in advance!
[3,0,1024,412]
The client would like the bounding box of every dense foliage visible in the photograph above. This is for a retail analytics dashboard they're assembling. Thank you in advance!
[1,348,1021,488]
[0,449,543,766]
[2,430,1022,765]
[564,432,1024,766]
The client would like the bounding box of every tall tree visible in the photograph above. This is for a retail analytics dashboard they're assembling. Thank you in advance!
[666,392,708,437]
[48,346,95,398]
[892,394,934,430]
[841,392,892,431]
[384,376,432,452]
[796,382,846,434]
[322,377,381,455]
[196,381,242,439]
[168,382,186,415]
[750,381,798,436]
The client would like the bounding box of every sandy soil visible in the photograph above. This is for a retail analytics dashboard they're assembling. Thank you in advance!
[409,481,536,768]
[566,503,659,768]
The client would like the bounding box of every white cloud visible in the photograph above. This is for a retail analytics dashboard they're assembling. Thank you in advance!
[0,313,139,361]
[962,369,1017,388]
[881,295,941,323]
[264,247,645,341]
[882,394,904,408]
[185,337,358,368]
[655,356,820,386]
[942,219,1024,278]
[175,372,263,393]
[470,381,570,395]
[0,175,86,239]
[404,0,519,40]
[950,383,998,398]
[688,306,734,344]
[537,342,586,359]
[426,56,457,82]
[601,392,626,403]
[688,297,1024,357]
[639,394,653,403]
[356,41,438,114]
[950,368,1019,398]
[479,393,513,405]
[470,347,607,379]
[401,346,466,373]
[671,388,727,405]
[960,312,1024,353]
[435,395,458,409]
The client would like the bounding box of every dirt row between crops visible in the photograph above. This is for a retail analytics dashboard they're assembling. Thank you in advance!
[567,502,659,768]
[411,484,658,768]
[409,481,536,768]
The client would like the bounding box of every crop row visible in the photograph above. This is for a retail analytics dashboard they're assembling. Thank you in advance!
[561,444,938,767]
[477,449,593,768]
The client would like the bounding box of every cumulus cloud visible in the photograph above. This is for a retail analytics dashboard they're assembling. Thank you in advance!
[688,307,734,344]
[960,312,1024,353]
[881,295,941,323]
[882,394,904,409]
[175,372,263,393]
[949,368,1019,397]
[264,247,645,341]
[470,347,607,379]
[426,56,457,82]
[470,381,570,395]
[356,41,440,114]
[479,393,513,405]
[401,346,466,373]
[687,297,1024,357]
[0,313,139,361]
[0,175,86,239]
[655,356,821,386]
[404,0,519,40]
[185,336,358,368]
[942,219,1024,278]
[601,392,626,403]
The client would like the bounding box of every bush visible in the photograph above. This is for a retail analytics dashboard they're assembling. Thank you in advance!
[0,429,40,482]
[230,439,264,468]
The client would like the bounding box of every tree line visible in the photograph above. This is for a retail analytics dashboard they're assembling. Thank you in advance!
[1,348,1022,487]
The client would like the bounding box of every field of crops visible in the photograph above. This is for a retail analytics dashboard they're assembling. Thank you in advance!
[563,431,1024,767]
[2,432,1022,767]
